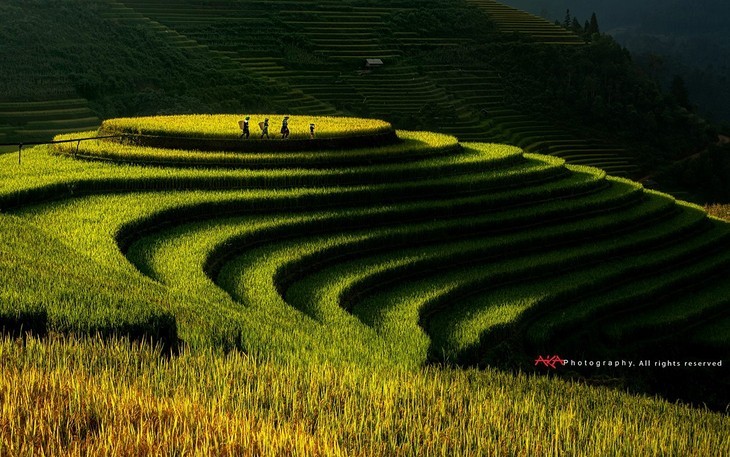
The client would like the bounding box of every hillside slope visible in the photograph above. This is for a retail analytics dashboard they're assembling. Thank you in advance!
[1,115,728,410]
[0,0,713,181]
[499,0,730,123]
[0,0,332,145]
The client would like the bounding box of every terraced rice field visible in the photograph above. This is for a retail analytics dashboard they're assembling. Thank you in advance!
[0,98,101,144]
[102,0,339,116]
[101,0,641,179]
[1,114,728,453]
[1,114,727,396]
[425,65,639,177]
[465,0,585,45]
[3,0,639,179]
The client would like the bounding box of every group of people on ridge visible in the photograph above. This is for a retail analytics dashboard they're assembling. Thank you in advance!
[239,116,316,140]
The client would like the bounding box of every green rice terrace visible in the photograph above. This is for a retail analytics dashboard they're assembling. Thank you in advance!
[0,114,728,454]
[5,0,702,182]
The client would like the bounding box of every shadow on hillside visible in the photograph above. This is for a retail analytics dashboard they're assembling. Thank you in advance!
[439,332,729,414]
[0,319,180,357]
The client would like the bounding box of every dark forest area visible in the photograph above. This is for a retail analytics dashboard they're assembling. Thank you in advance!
[501,0,730,123]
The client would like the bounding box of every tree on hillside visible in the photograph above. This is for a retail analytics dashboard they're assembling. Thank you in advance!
[659,143,730,202]
[571,17,583,33]
[589,12,600,34]
[563,9,571,28]
[670,75,692,111]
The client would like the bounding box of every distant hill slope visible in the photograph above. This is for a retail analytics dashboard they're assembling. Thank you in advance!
[498,0,730,123]
[0,0,711,181]
[0,0,335,144]
[466,0,584,44]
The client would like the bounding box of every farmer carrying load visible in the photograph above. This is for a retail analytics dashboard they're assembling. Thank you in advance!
[309,122,315,139]
[239,116,250,139]
[259,118,269,139]
[280,116,290,139]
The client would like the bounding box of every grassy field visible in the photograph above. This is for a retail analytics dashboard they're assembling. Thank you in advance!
[5,0,705,180]
[99,114,393,139]
[0,115,728,453]
[0,334,727,456]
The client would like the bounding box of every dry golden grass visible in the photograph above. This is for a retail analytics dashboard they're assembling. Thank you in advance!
[706,204,730,221]
[0,335,727,456]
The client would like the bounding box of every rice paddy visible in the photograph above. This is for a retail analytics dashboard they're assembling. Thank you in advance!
[0,114,728,454]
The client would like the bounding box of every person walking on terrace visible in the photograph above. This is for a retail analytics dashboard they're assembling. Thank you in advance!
[259,118,270,139]
[239,116,250,139]
[280,116,290,139]
[310,122,315,139]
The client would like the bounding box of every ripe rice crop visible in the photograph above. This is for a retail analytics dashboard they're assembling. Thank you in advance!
[11,143,545,356]
[1,334,727,457]
[99,114,393,140]
[52,130,460,168]
[1,114,729,449]
[427,203,714,362]
[706,204,730,221]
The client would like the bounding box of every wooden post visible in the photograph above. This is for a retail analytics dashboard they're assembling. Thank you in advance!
[18,143,22,165]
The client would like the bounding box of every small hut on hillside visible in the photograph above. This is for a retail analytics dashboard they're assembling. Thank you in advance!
[364,58,384,68]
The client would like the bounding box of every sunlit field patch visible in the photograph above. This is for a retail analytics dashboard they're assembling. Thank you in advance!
[99,114,393,140]
[0,113,728,452]
[51,130,459,167]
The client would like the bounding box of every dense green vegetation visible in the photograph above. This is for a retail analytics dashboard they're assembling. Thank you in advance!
[657,143,730,203]
[1,0,720,187]
[0,0,275,113]
[467,35,713,169]
[1,0,728,447]
[502,0,730,134]
[0,111,728,452]
[0,115,727,412]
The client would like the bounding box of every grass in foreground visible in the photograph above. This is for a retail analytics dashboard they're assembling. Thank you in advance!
[0,334,727,457]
